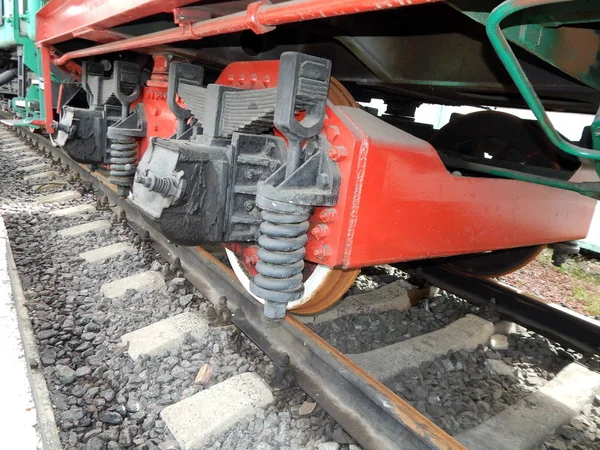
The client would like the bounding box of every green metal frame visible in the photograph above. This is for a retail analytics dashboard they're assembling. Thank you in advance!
[450,0,600,198]
[0,0,48,128]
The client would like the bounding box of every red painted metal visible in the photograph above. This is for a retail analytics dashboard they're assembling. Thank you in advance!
[134,55,179,158]
[40,46,56,133]
[52,0,440,66]
[36,0,201,45]
[304,106,598,268]
[216,60,596,268]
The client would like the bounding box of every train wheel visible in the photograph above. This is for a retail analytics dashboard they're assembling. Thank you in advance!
[430,111,564,278]
[225,78,360,314]
[443,245,544,278]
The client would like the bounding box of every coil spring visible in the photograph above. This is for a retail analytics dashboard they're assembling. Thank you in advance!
[250,204,312,320]
[108,135,137,186]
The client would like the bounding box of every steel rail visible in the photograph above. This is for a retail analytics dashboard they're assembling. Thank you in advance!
[53,0,440,66]
[402,263,600,355]
[12,124,464,450]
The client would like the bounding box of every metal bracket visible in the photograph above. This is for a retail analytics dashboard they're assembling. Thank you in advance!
[167,61,204,138]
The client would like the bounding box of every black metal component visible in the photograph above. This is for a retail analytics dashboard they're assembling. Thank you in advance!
[133,52,339,319]
[167,62,204,138]
[57,60,142,165]
[403,263,600,355]
[136,170,185,200]
[442,245,543,278]
[205,296,232,326]
[251,52,335,321]
[107,106,146,196]
[202,84,278,140]
[274,52,332,177]
[132,132,285,245]
[549,241,580,267]
[430,111,579,173]
[223,134,285,242]
[54,107,106,164]
[266,353,296,391]
[82,60,141,115]
[132,136,231,243]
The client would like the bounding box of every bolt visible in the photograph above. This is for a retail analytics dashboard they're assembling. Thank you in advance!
[153,108,160,116]
[269,161,278,171]
[313,245,332,261]
[310,224,329,240]
[325,125,340,143]
[244,200,255,211]
[250,73,258,85]
[244,170,255,180]
[263,75,271,87]
[317,173,329,187]
[226,74,235,84]
[263,142,275,156]
[328,146,347,162]
[319,208,337,224]
[238,73,246,84]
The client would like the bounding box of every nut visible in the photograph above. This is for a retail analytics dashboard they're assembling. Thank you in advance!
[328,146,347,162]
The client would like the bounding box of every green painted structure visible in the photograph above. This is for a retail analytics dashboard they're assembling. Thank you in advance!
[0,0,46,127]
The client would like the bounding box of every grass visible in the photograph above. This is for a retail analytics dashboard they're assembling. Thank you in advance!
[573,286,600,316]
[538,249,600,316]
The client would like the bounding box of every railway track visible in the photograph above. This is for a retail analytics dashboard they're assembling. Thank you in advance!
[1,122,600,450]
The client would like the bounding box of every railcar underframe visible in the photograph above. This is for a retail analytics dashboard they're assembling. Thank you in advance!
[28,0,600,319]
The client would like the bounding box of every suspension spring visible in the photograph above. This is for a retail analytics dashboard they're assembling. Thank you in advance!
[108,135,137,186]
[250,201,312,321]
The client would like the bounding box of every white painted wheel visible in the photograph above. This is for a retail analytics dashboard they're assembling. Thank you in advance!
[225,247,332,310]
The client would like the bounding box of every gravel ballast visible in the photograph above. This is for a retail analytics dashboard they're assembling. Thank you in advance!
[3,129,600,450]
[0,132,356,450]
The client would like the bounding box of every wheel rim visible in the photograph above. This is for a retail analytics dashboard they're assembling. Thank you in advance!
[225,77,359,314]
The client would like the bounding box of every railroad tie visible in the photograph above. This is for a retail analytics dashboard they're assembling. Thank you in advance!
[457,362,600,450]
[120,312,209,360]
[57,220,111,237]
[49,203,95,217]
[23,171,59,181]
[347,314,495,383]
[78,242,135,264]
[100,271,165,298]
[18,163,50,173]
[161,372,274,450]
[37,190,81,205]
